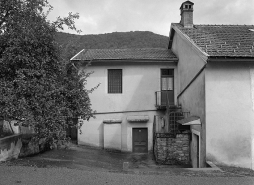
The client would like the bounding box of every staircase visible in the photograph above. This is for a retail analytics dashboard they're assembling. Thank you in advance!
[154,91,190,137]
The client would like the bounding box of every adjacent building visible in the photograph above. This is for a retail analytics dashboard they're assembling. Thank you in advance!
[169,1,254,169]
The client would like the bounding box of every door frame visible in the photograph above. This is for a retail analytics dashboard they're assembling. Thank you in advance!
[192,129,201,168]
[132,127,148,153]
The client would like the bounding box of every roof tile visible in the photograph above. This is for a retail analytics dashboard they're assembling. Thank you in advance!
[172,23,254,58]
[71,48,177,61]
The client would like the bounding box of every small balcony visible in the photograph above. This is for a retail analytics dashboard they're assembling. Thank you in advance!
[155,91,174,110]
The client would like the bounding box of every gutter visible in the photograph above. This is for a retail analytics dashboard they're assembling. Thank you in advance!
[70,58,178,63]
[207,57,254,62]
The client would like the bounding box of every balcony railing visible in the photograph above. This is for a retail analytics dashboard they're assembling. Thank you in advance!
[155,91,174,109]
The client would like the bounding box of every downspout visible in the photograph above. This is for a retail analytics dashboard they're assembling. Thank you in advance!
[177,62,207,100]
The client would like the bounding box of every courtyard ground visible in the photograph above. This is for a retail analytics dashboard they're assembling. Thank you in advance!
[1,143,254,185]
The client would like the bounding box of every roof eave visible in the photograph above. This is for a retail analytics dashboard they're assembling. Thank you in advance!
[71,58,178,63]
[168,25,175,49]
[207,56,254,62]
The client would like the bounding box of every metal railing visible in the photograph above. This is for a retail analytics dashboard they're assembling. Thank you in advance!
[155,91,174,108]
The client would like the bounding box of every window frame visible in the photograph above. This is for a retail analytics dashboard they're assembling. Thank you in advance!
[160,68,174,106]
[108,69,123,94]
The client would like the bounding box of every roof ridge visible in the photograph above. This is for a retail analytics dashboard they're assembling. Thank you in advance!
[172,23,254,27]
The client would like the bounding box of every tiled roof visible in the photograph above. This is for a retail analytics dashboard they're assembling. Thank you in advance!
[172,23,254,58]
[71,48,177,61]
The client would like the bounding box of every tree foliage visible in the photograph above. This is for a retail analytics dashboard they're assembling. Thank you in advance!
[0,0,93,145]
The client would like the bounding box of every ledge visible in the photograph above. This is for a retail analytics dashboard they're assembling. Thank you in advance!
[127,115,149,123]
[103,119,122,124]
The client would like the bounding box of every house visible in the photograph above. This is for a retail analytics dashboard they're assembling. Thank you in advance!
[168,1,254,169]
[71,1,254,169]
[70,48,178,153]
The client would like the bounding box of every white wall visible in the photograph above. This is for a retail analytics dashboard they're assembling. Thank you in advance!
[82,62,177,112]
[206,62,254,169]
[78,61,176,151]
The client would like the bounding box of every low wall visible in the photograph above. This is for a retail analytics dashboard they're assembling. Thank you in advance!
[0,134,22,161]
[0,134,48,162]
[19,134,47,158]
[154,133,190,165]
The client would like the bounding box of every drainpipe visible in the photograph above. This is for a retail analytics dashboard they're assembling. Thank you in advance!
[177,62,207,100]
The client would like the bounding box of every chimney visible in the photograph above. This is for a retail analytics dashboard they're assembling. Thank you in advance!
[180,1,194,28]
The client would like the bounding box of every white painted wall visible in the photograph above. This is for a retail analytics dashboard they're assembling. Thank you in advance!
[78,61,176,151]
[206,62,254,169]
[171,31,207,167]
[82,62,177,112]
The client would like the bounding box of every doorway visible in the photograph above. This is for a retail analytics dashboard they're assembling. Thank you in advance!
[132,128,148,153]
[66,118,78,143]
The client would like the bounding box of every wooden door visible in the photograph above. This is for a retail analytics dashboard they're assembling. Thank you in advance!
[132,128,148,153]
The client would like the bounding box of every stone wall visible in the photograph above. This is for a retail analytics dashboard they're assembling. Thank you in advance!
[154,133,190,165]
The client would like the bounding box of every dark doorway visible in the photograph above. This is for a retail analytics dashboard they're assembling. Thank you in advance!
[66,118,78,142]
[132,128,148,153]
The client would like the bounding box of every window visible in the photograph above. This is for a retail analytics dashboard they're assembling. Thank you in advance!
[108,69,122,93]
[161,69,174,105]
[161,69,174,91]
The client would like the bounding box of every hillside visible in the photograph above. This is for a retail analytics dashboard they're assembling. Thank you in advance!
[55,31,169,58]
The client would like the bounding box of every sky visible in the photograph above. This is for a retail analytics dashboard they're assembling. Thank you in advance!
[47,0,254,36]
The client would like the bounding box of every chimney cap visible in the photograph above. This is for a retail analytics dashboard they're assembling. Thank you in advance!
[180,1,194,10]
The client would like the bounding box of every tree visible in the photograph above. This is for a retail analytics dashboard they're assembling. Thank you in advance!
[0,0,94,146]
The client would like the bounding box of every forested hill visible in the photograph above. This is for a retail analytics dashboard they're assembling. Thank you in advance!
[55,31,169,56]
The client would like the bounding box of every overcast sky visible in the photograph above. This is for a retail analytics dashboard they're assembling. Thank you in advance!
[47,0,254,36]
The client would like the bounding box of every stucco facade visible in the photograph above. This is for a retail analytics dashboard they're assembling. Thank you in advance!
[78,61,177,152]
[206,62,254,169]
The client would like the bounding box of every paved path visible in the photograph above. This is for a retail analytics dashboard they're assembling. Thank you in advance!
[1,144,254,184]
[0,165,254,185]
